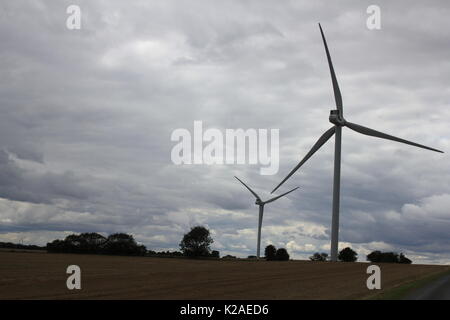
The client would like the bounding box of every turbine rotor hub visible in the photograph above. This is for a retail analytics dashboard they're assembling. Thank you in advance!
[329,110,345,126]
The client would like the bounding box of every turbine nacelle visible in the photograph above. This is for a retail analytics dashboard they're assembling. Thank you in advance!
[255,199,263,205]
[329,110,345,126]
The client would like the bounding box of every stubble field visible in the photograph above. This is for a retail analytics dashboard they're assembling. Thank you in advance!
[0,251,448,299]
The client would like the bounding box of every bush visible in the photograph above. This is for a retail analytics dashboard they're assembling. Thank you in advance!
[103,233,146,256]
[367,251,396,263]
[275,248,290,261]
[46,239,67,253]
[210,250,220,258]
[366,251,412,264]
[338,247,357,262]
[399,253,412,264]
[80,232,107,253]
[222,255,237,259]
[309,252,328,262]
[264,245,277,261]
[179,226,213,258]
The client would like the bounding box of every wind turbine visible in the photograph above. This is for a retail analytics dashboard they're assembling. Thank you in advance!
[234,176,299,259]
[271,23,443,262]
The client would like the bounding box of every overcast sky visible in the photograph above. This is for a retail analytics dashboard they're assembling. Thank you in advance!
[1,0,449,264]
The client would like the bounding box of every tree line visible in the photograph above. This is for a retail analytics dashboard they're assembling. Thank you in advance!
[45,226,219,258]
[309,247,412,263]
[43,226,292,260]
[47,232,147,256]
[264,245,290,261]
[9,225,412,263]
[0,242,45,251]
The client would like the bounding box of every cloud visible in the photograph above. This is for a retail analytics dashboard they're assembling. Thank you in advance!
[0,150,97,204]
[286,241,316,253]
[0,0,449,264]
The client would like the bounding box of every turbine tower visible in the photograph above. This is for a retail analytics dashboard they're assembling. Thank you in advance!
[235,176,299,259]
[272,23,443,262]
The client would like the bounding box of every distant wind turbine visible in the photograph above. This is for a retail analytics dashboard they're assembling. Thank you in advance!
[272,23,443,262]
[235,176,299,259]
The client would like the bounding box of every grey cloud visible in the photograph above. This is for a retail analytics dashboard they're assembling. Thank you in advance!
[0,0,449,263]
[0,150,97,204]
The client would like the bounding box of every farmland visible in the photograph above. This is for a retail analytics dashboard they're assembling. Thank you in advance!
[0,251,448,299]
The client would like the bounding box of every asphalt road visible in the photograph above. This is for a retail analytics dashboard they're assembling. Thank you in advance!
[405,274,450,300]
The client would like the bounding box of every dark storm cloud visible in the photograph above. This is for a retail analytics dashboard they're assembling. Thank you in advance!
[0,150,96,203]
[0,0,449,263]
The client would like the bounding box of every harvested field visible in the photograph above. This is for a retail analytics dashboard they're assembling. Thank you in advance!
[0,251,448,299]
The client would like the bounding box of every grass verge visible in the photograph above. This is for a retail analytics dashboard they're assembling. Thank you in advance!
[364,268,450,300]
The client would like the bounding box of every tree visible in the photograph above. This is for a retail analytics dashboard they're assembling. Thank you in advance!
[47,234,87,253]
[366,250,382,263]
[46,232,146,256]
[210,250,220,258]
[64,234,85,253]
[78,233,107,253]
[179,226,213,258]
[366,251,412,264]
[399,253,412,264]
[103,233,146,256]
[264,245,277,261]
[367,251,397,263]
[310,252,328,262]
[338,247,357,262]
[46,239,67,253]
[275,248,290,261]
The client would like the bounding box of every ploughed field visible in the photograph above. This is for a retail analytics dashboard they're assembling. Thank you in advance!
[0,251,448,299]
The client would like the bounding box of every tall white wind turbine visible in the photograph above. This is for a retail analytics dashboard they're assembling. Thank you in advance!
[272,23,443,262]
[235,176,299,259]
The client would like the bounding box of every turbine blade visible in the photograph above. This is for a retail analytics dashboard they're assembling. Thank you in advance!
[234,176,261,200]
[319,23,343,113]
[345,121,443,153]
[271,126,336,194]
[265,187,299,204]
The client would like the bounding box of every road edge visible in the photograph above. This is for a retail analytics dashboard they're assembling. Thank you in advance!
[363,268,450,300]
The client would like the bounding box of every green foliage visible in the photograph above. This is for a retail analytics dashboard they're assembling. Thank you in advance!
[367,250,412,264]
[309,252,328,262]
[210,250,220,258]
[338,247,358,262]
[399,253,412,264]
[264,245,290,261]
[103,233,146,255]
[275,248,290,261]
[179,226,213,258]
[264,245,277,261]
[46,232,146,256]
